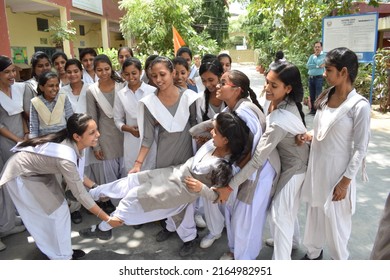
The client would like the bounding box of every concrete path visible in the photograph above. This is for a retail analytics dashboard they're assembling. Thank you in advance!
[0,63,389,260]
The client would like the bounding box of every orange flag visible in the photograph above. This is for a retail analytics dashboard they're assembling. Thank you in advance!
[172,26,185,54]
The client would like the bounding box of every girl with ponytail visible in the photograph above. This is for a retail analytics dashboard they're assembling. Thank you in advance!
[217,65,310,260]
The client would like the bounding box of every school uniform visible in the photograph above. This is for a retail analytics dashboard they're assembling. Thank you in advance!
[224,99,280,260]
[301,88,370,260]
[86,82,126,183]
[114,82,156,172]
[138,88,199,242]
[0,139,95,259]
[0,82,26,233]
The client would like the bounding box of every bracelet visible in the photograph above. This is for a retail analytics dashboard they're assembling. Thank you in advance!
[106,217,112,223]
[135,160,143,165]
[91,183,98,189]
[96,208,102,218]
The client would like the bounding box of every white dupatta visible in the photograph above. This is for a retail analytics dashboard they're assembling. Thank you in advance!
[0,82,25,116]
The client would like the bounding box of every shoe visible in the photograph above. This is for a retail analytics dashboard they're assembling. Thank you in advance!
[200,233,221,248]
[72,249,86,260]
[265,238,299,250]
[133,224,143,229]
[179,236,198,257]
[71,211,82,224]
[0,239,6,252]
[0,225,26,238]
[219,252,234,260]
[301,250,323,260]
[156,228,174,242]
[195,214,207,228]
[15,216,23,226]
[79,224,112,240]
[99,200,116,214]
[65,190,77,202]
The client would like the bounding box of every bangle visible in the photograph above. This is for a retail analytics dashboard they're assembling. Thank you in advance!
[106,217,112,223]
[96,208,102,218]
[91,183,98,189]
[135,160,143,165]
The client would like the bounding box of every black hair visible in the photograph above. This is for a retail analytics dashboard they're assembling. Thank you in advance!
[51,51,68,64]
[36,71,59,96]
[30,51,51,78]
[210,112,251,187]
[226,70,264,112]
[144,54,159,71]
[79,48,97,61]
[275,50,284,62]
[315,47,359,110]
[217,53,232,64]
[269,62,306,126]
[149,56,174,72]
[172,56,190,71]
[118,46,134,58]
[201,54,217,64]
[65,59,83,72]
[199,58,224,121]
[122,57,142,72]
[17,113,93,148]
[176,47,192,60]
[314,41,323,47]
[93,54,124,83]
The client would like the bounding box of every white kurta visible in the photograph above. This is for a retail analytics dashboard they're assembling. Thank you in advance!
[223,101,277,260]
[301,89,371,260]
[114,82,156,172]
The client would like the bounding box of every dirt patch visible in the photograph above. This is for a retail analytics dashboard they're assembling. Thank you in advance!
[371,105,390,132]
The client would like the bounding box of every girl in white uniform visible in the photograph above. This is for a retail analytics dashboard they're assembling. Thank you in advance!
[215,70,280,260]
[114,57,156,173]
[0,113,123,260]
[298,47,370,260]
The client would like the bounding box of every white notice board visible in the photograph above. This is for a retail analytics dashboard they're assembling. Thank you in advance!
[322,13,378,62]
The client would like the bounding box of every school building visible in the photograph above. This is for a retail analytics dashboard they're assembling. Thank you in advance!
[0,0,126,78]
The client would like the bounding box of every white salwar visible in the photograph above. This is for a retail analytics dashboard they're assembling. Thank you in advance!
[6,178,72,260]
[267,108,307,260]
[3,143,84,260]
[301,89,370,260]
[224,103,276,260]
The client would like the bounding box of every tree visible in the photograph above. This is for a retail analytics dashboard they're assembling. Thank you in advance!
[119,0,219,56]
[193,0,230,47]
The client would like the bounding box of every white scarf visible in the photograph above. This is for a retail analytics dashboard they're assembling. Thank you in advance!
[0,82,25,115]
[89,82,123,119]
[268,108,306,135]
[316,89,366,141]
[11,142,84,180]
[138,88,199,134]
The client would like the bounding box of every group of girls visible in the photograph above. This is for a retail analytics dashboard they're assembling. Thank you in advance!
[0,46,370,261]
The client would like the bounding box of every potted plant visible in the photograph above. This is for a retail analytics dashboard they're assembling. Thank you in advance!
[46,20,77,48]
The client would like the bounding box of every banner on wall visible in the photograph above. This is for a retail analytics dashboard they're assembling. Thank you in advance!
[11,47,28,64]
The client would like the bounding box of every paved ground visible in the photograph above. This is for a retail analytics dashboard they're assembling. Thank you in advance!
[0,63,389,260]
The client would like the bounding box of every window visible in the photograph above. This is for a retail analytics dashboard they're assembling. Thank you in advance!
[79,25,85,36]
[37,18,49,32]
